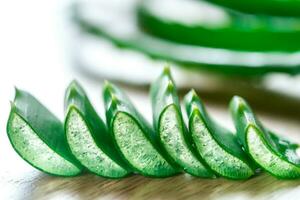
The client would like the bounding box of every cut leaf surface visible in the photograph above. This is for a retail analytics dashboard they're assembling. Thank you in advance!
[103,82,179,177]
[230,96,300,179]
[7,89,82,176]
[64,81,131,178]
[151,68,215,177]
[185,91,255,179]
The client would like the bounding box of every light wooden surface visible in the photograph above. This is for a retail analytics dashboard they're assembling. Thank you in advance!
[5,172,300,200]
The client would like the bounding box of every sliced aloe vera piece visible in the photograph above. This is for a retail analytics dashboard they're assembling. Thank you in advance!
[6,89,83,176]
[230,96,300,179]
[150,67,215,177]
[103,81,179,177]
[184,90,255,179]
[138,0,300,52]
[64,81,131,178]
[73,0,300,76]
[203,0,300,17]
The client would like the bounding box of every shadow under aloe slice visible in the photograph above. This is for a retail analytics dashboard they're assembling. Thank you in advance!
[104,82,179,177]
[151,68,215,177]
[7,89,83,176]
[64,81,131,178]
[185,91,255,179]
[230,96,300,179]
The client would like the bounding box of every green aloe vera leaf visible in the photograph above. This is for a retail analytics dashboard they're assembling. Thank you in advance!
[150,67,215,177]
[103,81,179,177]
[64,81,131,178]
[203,0,300,17]
[73,1,300,76]
[137,0,300,52]
[184,90,255,179]
[230,96,300,179]
[6,89,83,176]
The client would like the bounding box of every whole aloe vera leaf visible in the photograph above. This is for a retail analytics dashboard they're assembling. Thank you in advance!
[7,89,83,176]
[203,0,300,17]
[185,90,255,179]
[150,67,215,177]
[64,81,131,178]
[230,96,300,179]
[137,0,300,52]
[73,1,300,76]
[103,81,179,177]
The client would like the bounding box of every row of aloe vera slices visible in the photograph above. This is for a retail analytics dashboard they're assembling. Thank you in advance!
[7,67,300,179]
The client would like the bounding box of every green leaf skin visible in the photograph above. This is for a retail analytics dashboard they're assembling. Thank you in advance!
[185,90,255,179]
[137,0,300,52]
[203,0,300,17]
[64,81,131,178]
[73,1,300,76]
[103,81,179,177]
[230,96,300,179]
[7,89,83,176]
[150,67,215,177]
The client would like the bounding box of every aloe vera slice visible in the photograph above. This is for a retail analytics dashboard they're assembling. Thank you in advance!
[230,96,300,179]
[103,81,179,177]
[64,81,131,178]
[184,90,255,179]
[6,89,83,176]
[203,0,300,17]
[73,0,300,76]
[138,0,300,52]
[150,67,215,177]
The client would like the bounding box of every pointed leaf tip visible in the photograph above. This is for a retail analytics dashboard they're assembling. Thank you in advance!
[69,79,80,88]
[13,86,23,101]
[103,80,113,90]
[111,93,118,103]
[232,95,242,101]
[231,95,245,108]
[103,81,119,104]
[187,89,198,102]
[14,86,20,95]
[190,89,197,97]
[68,80,78,91]
[162,65,171,76]
[9,101,15,109]
[166,80,174,92]
[108,93,120,109]
[66,80,83,98]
